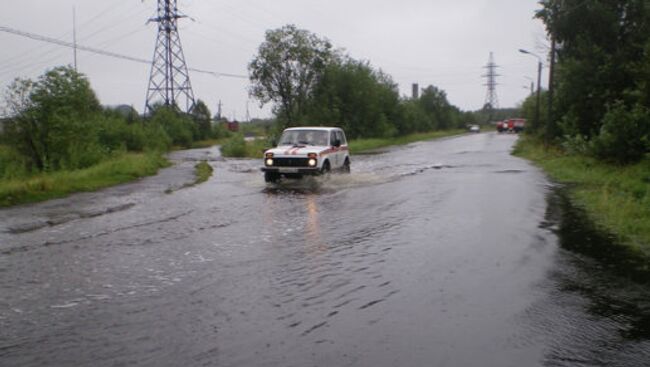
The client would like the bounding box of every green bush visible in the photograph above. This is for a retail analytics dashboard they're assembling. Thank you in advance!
[592,102,650,164]
[211,122,232,139]
[0,145,30,179]
[220,134,247,157]
[149,106,195,148]
[45,114,107,170]
[141,123,172,151]
[561,134,592,155]
[96,115,171,153]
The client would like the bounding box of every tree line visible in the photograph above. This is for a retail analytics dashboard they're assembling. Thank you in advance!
[248,24,474,140]
[0,66,228,179]
[1,24,480,179]
[525,0,650,164]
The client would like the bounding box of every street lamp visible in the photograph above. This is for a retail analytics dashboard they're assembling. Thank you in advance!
[523,76,534,95]
[519,49,542,132]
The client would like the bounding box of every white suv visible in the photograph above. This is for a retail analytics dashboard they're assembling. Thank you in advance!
[261,127,351,183]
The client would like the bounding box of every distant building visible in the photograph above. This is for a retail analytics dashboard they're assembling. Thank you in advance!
[412,83,419,99]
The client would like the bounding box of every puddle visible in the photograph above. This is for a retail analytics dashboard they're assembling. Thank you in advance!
[546,188,650,283]
[541,187,650,345]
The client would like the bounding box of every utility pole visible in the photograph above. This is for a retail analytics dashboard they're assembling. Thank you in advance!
[546,26,558,148]
[482,52,500,122]
[519,49,543,133]
[216,100,222,120]
[145,0,195,114]
[73,6,78,71]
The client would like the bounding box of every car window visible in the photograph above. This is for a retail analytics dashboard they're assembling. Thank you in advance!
[279,130,328,146]
[330,131,337,146]
[336,130,346,145]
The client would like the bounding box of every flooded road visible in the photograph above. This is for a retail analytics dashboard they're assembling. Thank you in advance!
[1,133,649,366]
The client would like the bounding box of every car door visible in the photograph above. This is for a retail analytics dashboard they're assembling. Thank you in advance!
[335,130,346,168]
[329,130,340,167]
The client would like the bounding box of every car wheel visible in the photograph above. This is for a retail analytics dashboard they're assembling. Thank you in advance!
[264,172,280,183]
[342,158,351,173]
[320,160,331,176]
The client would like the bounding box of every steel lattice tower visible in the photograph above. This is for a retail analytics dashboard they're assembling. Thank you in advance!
[145,0,195,114]
[482,52,500,113]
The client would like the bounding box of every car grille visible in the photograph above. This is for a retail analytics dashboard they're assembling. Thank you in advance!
[274,158,310,167]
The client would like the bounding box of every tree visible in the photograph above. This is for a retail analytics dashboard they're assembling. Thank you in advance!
[537,0,650,138]
[520,90,548,134]
[2,66,102,170]
[190,99,212,140]
[249,24,335,127]
[148,105,195,148]
[304,59,400,138]
[419,85,454,130]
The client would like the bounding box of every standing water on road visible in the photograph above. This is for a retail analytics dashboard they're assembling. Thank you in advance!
[1,133,649,366]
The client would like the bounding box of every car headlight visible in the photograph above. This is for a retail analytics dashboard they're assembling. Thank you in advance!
[307,153,317,167]
[265,158,274,166]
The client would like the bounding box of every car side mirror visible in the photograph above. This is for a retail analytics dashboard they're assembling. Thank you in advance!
[270,139,277,146]
[333,139,341,147]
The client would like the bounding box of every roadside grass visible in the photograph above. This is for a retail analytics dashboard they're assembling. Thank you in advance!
[218,129,466,159]
[513,136,650,254]
[0,152,170,207]
[165,160,214,194]
[194,160,213,185]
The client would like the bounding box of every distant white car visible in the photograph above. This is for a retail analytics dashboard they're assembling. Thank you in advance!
[261,127,351,183]
[469,124,480,133]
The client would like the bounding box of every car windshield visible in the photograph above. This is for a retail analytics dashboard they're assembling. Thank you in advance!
[278,130,329,146]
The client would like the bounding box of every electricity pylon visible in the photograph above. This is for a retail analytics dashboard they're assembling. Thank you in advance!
[482,52,500,120]
[145,0,195,114]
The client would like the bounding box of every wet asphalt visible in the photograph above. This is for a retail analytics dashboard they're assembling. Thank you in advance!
[1,132,649,367]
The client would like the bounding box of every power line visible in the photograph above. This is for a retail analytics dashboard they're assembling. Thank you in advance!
[0,25,248,79]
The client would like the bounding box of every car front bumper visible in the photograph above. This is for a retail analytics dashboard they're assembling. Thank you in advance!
[261,167,320,175]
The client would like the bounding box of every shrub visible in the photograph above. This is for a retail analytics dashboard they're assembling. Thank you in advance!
[561,134,592,155]
[0,145,30,179]
[211,122,232,139]
[45,114,107,170]
[592,102,650,164]
[149,107,195,148]
[96,115,171,153]
[220,134,247,157]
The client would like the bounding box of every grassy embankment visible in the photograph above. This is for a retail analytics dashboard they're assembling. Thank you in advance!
[0,151,170,208]
[220,129,466,158]
[513,136,650,255]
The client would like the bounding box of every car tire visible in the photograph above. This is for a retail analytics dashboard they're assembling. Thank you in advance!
[264,171,280,183]
[342,158,351,173]
[320,160,331,176]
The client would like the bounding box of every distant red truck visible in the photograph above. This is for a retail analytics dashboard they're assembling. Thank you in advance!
[497,118,526,133]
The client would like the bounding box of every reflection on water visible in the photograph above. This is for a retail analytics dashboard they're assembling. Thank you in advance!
[304,195,327,254]
[538,188,650,365]
[547,188,650,284]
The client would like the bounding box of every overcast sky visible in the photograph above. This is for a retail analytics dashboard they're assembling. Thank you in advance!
[0,0,550,119]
